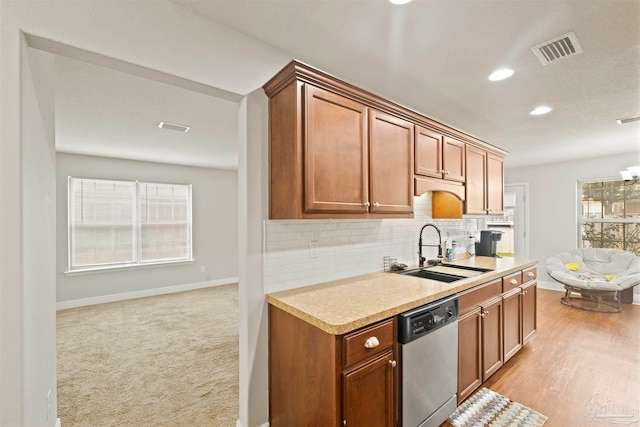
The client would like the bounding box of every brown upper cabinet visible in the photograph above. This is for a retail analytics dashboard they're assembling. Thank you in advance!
[369,110,414,214]
[263,60,506,219]
[415,126,465,183]
[465,145,504,215]
[304,84,370,214]
[302,85,414,217]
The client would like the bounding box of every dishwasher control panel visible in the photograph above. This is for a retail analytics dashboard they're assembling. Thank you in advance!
[397,296,458,344]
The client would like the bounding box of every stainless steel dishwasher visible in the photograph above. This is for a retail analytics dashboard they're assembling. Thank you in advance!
[398,295,458,427]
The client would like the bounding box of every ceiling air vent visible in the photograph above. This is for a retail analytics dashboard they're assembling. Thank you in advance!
[158,121,190,133]
[532,31,583,65]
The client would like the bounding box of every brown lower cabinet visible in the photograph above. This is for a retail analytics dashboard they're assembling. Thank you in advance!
[269,265,538,424]
[269,305,397,427]
[457,267,538,403]
[481,297,504,380]
[343,351,395,427]
[457,307,482,402]
[502,288,523,362]
[522,280,538,343]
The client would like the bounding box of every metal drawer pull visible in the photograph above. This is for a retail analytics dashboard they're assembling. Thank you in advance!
[527,272,535,277]
[363,201,370,207]
[373,202,380,207]
[389,360,397,367]
[364,337,380,349]
[510,279,518,285]
[522,290,528,295]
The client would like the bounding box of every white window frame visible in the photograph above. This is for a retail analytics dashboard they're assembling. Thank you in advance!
[67,177,193,273]
[577,177,640,253]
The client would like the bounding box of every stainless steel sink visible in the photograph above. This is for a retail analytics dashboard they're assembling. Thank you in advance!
[396,268,466,283]
[433,264,493,273]
[395,264,493,283]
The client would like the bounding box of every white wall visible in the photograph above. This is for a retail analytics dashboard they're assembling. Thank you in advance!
[56,153,238,304]
[237,89,270,427]
[505,151,640,299]
[22,42,58,427]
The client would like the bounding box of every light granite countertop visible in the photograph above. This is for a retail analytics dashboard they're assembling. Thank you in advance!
[266,256,537,335]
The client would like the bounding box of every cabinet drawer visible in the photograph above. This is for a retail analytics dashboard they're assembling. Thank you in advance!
[459,279,502,315]
[522,266,537,283]
[502,271,522,293]
[343,319,394,367]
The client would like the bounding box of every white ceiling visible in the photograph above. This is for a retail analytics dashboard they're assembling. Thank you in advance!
[54,0,640,171]
[170,0,640,169]
[55,55,239,170]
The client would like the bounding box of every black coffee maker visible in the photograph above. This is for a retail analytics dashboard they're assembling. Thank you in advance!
[475,230,503,257]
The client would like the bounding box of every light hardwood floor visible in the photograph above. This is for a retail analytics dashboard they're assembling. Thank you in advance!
[481,288,640,426]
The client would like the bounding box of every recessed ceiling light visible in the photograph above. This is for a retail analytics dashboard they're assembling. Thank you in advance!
[530,106,552,116]
[158,121,190,133]
[488,68,514,81]
[389,0,412,4]
[616,115,640,125]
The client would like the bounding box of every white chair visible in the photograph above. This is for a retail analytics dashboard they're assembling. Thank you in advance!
[546,248,640,313]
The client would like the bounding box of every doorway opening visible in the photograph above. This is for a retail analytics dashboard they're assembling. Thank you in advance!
[25,35,242,423]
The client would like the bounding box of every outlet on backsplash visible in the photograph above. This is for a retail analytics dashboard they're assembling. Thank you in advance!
[309,240,320,259]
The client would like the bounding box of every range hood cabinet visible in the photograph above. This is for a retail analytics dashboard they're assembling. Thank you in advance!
[415,176,464,219]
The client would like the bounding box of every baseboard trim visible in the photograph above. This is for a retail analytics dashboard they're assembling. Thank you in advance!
[56,277,239,310]
[56,418,61,427]
[236,420,269,427]
[537,279,565,293]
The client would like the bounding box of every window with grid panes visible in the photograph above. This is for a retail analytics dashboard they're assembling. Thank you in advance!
[579,179,640,255]
[68,177,192,272]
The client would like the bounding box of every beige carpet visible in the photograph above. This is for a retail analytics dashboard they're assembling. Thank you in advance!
[57,284,238,427]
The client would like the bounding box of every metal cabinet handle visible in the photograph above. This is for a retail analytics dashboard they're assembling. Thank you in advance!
[440,170,445,174]
[527,272,535,277]
[510,279,518,285]
[373,202,380,207]
[445,170,450,175]
[480,312,486,318]
[364,337,380,349]
[521,290,528,295]
[363,201,370,207]
[389,360,397,367]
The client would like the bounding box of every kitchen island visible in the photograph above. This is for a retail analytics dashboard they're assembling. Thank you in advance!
[266,256,538,427]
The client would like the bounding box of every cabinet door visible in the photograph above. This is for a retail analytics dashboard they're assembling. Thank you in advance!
[343,351,395,427]
[522,281,537,343]
[414,125,442,178]
[458,308,482,403]
[443,137,465,183]
[481,297,503,381]
[502,289,523,362]
[465,145,487,214]
[304,85,369,213]
[486,152,504,214]
[369,110,414,214]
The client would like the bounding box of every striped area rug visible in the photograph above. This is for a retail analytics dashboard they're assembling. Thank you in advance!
[447,388,548,427]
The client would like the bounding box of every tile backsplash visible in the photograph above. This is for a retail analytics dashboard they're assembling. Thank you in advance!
[264,193,481,293]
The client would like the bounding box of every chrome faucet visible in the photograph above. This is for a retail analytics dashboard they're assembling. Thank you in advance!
[418,223,443,267]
